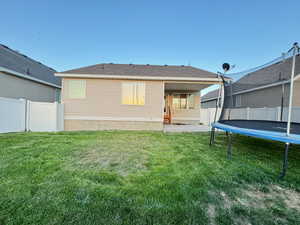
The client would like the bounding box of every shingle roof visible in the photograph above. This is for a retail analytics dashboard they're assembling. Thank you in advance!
[59,63,218,79]
[201,89,220,102]
[201,54,300,101]
[0,44,61,86]
[231,54,300,93]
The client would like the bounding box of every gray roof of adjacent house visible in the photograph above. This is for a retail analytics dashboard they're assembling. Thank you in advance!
[201,89,220,102]
[0,44,61,87]
[59,63,218,79]
[202,54,300,101]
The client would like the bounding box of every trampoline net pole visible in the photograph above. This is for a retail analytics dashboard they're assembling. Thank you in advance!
[286,43,298,136]
[213,73,223,124]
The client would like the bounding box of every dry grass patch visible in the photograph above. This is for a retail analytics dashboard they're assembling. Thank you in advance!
[241,185,300,211]
[69,134,158,176]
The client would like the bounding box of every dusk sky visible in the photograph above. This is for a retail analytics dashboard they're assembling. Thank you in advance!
[1,0,299,74]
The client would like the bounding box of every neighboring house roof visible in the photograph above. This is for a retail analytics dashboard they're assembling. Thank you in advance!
[56,63,219,81]
[231,54,300,93]
[0,44,61,87]
[201,89,220,102]
[201,54,300,102]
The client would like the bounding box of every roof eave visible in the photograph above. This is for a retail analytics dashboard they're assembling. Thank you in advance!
[55,72,224,82]
[0,66,61,88]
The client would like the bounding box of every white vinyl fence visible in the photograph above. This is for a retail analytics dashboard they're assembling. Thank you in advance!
[0,97,26,133]
[200,107,300,126]
[0,97,64,133]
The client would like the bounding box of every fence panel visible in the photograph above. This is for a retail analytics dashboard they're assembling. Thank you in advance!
[28,101,64,132]
[0,97,26,133]
[200,108,220,125]
[248,107,278,121]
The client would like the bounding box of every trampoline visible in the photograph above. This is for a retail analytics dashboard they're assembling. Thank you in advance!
[209,43,300,178]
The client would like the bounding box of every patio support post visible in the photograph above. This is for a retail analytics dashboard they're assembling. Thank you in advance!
[227,132,232,160]
[279,143,290,179]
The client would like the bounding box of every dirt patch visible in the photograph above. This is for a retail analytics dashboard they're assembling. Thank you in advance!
[207,204,216,225]
[220,191,232,209]
[272,185,300,211]
[207,184,300,225]
[242,185,300,211]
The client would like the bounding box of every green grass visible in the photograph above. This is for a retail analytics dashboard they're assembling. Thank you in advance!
[0,131,300,225]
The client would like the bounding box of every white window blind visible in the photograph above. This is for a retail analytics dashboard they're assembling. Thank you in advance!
[68,80,86,99]
[173,94,195,109]
[122,82,145,105]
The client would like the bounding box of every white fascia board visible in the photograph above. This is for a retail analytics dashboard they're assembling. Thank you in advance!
[55,72,223,82]
[0,66,61,88]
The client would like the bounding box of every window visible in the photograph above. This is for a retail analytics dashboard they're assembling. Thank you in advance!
[68,80,86,99]
[173,94,195,109]
[235,95,242,107]
[122,82,145,105]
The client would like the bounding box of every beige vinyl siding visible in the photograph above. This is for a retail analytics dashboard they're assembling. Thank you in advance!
[0,71,60,102]
[62,78,164,130]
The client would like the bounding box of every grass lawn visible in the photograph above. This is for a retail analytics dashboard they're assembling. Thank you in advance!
[0,131,300,225]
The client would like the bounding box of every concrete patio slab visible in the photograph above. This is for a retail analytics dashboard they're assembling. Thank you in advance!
[163,124,211,133]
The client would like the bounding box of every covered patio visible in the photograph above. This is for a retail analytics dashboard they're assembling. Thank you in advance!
[163,81,219,126]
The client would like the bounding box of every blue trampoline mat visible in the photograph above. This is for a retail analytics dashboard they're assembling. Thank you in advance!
[212,122,300,144]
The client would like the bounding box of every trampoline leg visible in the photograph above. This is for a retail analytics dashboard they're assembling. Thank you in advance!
[209,128,215,146]
[279,143,290,179]
[227,132,232,160]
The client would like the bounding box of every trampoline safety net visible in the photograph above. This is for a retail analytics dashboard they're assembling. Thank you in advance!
[216,43,300,135]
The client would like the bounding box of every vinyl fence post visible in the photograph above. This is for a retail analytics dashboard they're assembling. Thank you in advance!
[277,106,281,121]
[246,107,250,120]
[54,101,58,131]
[25,100,30,132]
[19,98,27,132]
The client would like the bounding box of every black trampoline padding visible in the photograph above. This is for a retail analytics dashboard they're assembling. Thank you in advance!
[219,120,300,135]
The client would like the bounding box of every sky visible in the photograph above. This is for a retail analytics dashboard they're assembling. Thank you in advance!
[1,0,300,77]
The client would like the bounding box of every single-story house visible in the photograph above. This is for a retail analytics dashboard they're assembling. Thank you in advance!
[55,63,221,131]
[202,54,300,109]
[0,44,61,102]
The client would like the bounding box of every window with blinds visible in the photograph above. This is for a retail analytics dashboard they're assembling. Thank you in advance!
[173,94,195,109]
[122,82,145,105]
[68,80,86,99]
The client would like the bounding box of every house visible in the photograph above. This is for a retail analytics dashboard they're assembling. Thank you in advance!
[0,44,61,102]
[55,63,221,131]
[202,54,300,109]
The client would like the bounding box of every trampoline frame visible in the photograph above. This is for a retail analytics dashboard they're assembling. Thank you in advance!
[209,43,300,179]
